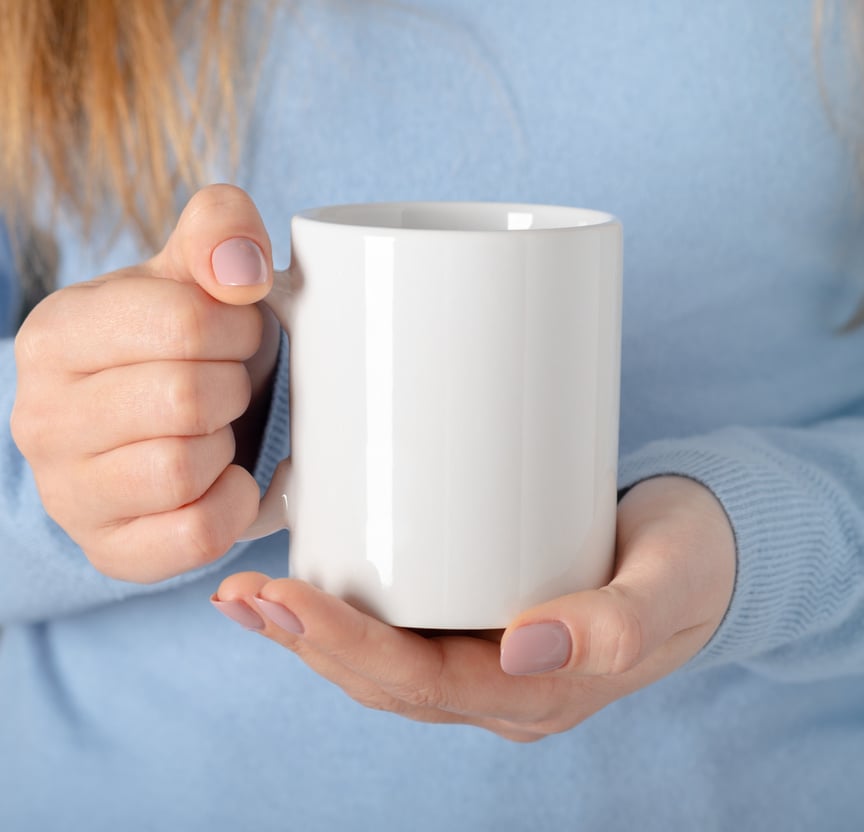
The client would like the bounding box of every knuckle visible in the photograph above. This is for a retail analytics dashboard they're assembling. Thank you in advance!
[393,681,443,711]
[163,363,249,435]
[29,475,78,539]
[13,325,42,370]
[83,538,130,581]
[601,593,645,675]
[10,385,70,460]
[152,439,205,508]
[13,299,56,369]
[8,402,35,454]
[31,472,64,517]
[164,367,209,435]
[325,613,373,665]
[161,292,207,360]
[383,646,449,712]
[349,687,401,714]
[177,505,230,568]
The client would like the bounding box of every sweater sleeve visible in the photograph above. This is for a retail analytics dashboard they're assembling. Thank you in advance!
[0,242,291,625]
[618,415,864,681]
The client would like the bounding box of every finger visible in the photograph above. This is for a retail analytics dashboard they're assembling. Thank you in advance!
[149,183,274,306]
[77,427,236,522]
[500,586,653,678]
[212,574,549,741]
[25,277,265,375]
[212,572,466,720]
[72,360,251,451]
[90,464,259,583]
[501,477,736,678]
[238,578,562,724]
[214,570,272,602]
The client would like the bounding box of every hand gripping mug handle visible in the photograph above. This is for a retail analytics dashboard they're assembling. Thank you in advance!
[240,265,298,541]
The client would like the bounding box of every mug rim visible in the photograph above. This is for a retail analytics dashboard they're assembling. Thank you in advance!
[294,200,619,233]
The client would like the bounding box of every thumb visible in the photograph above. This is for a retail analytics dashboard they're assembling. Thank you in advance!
[148,183,274,306]
[499,478,736,678]
[499,585,662,677]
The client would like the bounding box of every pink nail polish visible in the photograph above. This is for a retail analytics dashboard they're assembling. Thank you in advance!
[211,237,268,286]
[500,622,571,676]
[210,596,265,631]
[253,597,305,635]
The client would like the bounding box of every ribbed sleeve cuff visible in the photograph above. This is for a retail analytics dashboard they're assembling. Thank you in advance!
[251,331,291,493]
[617,428,855,672]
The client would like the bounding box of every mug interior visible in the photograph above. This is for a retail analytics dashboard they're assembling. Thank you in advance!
[298,201,615,232]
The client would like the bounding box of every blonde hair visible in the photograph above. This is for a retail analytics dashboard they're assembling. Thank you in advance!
[0,0,251,253]
[0,1,862,251]
[815,0,864,168]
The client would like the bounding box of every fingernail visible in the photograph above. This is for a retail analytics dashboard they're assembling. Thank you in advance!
[210,595,265,631]
[500,622,571,676]
[253,597,305,635]
[211,237,268,286]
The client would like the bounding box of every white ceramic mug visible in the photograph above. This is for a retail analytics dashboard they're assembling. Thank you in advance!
[245,201,622,629]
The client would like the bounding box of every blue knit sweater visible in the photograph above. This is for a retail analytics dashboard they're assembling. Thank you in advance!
[2,1,864,829]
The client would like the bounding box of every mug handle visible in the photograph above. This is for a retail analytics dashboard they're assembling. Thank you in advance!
[239,266,297,541]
